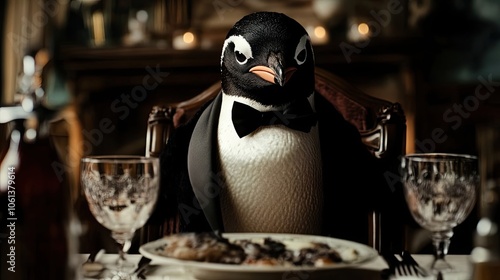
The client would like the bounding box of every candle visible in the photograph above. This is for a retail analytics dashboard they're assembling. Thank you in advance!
[347,19,372,42]
[173,31,197,50]
[306,25,329,45]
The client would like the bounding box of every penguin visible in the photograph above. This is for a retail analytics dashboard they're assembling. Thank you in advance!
[216,12,322,234]
[161,12,388,244]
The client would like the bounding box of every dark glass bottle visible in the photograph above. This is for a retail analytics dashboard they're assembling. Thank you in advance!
[0,56,80,280]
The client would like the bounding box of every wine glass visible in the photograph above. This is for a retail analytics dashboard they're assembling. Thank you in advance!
[401,153,479,274]
[80,155,160,279]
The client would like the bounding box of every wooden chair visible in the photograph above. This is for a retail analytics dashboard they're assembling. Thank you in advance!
[143,67,407,253]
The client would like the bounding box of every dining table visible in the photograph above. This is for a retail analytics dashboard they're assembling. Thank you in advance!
[79,253,473,280]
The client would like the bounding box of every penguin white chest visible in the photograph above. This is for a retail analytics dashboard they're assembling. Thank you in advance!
[217,95,323,234]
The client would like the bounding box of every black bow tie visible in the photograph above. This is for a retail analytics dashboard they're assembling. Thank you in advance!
[231,99,317,138]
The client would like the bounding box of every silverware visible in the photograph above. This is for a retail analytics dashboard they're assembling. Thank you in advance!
[81,249,105,277]
[134,256,152,279]
[382,252,401,277]
[400,250,429,277]
[382,251,429,278]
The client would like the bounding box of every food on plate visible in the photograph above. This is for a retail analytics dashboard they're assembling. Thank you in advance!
[155,232,359,267]
[155,232,245,264]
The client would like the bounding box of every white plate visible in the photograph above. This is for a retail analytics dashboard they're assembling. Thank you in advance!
[139,233,378,280]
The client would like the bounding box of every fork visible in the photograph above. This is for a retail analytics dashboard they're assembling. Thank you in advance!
[382,252,429,278]
[133,256,152,279]
[383,253,407,277]
[400,251,429,277]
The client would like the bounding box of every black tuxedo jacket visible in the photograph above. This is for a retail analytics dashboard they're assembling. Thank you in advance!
[158,91,389,245]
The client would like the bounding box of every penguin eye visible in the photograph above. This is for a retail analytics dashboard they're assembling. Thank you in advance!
[296,49,306,64]
[221,35,253,66]
[294,35,309,65]
[235,50,249,64]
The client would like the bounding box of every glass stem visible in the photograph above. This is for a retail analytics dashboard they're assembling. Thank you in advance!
[112,232,134,269]
[431,230,454,272]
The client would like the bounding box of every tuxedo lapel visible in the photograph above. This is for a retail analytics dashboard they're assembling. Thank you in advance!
[187,92,224,232]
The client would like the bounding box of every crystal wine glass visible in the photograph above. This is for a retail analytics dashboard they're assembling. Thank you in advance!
[81,156,160,279]
[401,153,479,273]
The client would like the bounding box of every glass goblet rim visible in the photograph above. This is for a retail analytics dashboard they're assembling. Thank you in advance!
[403,153,477,162]
[81,155,159,164]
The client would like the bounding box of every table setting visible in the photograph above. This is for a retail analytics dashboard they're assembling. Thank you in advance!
[77,153,482,280]
[79,252,472,280]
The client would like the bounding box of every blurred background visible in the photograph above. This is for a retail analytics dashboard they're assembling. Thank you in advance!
[1,0,500,254]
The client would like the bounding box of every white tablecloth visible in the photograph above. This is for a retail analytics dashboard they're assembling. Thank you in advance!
[80,254,472,280]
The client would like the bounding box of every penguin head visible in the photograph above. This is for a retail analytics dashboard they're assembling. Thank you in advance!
[221,12,315,107]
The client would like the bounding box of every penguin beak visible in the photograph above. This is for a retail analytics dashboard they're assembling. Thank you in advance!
[250,65,297,86]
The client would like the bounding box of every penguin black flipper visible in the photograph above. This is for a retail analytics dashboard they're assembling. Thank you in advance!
[159,93,222,233]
